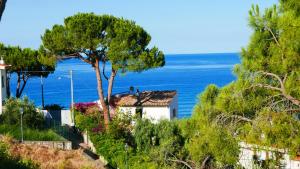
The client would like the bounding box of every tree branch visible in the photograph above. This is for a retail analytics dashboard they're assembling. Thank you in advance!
[56,52,93,65]
[265,25,285,61]
[19,73,29,97]
[255,71,300,108]
[102,61,109,80]
[257,71,284,88]
[253,83,282,92]
[166,159,193,169]
[0,0,7,21]
[216,114,252,125]
[265,26,280,47]
[166,152,194,169]
[200,156,211,169]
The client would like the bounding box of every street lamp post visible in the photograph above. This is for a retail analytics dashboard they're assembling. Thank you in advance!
[70,70,74,126]
[20,107,24,143]
[41,75,45,109]
[125,143,128,169]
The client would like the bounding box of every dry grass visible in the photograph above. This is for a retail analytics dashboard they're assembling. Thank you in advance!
[1,135,105,169]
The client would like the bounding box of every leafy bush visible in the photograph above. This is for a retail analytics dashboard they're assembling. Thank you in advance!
[74,102,98,114]
[75,108,238,169]
[1,97,45,129]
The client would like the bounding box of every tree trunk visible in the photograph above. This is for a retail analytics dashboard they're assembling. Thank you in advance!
[15,73,28,98]
[18,76,27,98]
[0,0,7,21]
[6,72,10,97]
[107,68,116,103]
[94,59,110,129]
[16,72,21,98]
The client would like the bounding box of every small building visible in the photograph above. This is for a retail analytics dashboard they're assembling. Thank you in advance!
[239,142,300,169]
[110,90,178,122]
[0,59,9,114]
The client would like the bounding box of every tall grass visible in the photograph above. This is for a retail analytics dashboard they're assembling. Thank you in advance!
[0,124,65,141]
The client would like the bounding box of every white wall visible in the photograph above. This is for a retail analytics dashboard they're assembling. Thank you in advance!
[239,142,300,169]
[118,94,178,122]
[168,94,178,119]
[0,69,6,115]
[61,110,74,126]
[119,106,170,123]
[143,107,171,122]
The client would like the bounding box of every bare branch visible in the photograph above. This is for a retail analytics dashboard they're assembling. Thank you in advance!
[200,156,211,169]
[253,83,282,92]
[102,61,109,80]
[254,71,300,108]
[265,26,280,47]
[166,152,195,169]
[230,115,252,122]
[216,114,252,125]
[167,159,193,169]
[257,71,284,88]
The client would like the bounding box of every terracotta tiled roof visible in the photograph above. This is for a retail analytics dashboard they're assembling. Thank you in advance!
[110,90,177,107]
[294,155,300,161]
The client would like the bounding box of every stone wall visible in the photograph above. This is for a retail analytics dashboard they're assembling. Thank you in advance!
[23,141,72,150]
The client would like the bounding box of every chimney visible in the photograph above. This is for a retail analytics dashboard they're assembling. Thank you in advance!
[129,86,134,95]
[0,57,4,65]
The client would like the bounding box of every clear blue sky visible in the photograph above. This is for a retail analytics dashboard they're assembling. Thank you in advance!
[0,0,277,54]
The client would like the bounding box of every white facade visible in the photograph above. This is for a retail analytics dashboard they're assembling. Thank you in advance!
[0,63,8,115]
[61,110,74,126]
[118,94,178,123]
[239,142,300,169]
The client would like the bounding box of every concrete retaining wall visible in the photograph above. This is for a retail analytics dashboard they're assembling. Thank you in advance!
[23,141,72,150]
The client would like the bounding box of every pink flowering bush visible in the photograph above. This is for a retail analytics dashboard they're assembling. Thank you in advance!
[74,102,98,114]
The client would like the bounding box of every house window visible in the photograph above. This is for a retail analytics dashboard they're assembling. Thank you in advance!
[136,107,143,118]
[172,108,176,118]
[1,76,4,88]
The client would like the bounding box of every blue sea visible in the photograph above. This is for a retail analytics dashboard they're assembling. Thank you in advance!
[10,53,240,118]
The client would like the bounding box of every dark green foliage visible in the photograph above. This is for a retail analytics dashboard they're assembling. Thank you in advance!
[191,1,300,168]
[134,118,156,152]
[91,133,127,168]
[42,13,165,73]
[0,141,39,169]
[42,13,165,128]
[186,122,239,168]
[0,97,64,141]
[0,44,56,97]
[1,97,45,129]
[44,104,64,111]
[75,110,188,169]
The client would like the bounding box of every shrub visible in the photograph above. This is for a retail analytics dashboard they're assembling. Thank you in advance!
[74,102,98,114]
[44,104,64,111]
[1,97,45,129]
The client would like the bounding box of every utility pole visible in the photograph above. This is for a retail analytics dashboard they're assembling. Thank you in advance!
[20,107,24,143]
[70,70,74,126]
[41,75,45,109]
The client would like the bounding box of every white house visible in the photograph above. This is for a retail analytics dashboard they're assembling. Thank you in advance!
[0,59,9,114]
[109,90,178,122]
[239,142,300,169]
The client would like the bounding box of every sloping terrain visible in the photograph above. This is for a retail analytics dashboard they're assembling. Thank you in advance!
[1,136,105,169]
